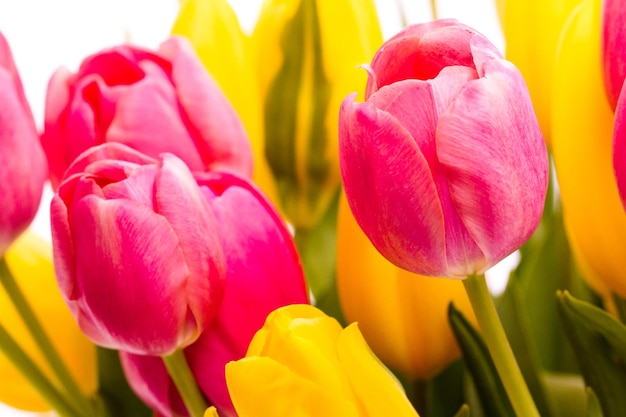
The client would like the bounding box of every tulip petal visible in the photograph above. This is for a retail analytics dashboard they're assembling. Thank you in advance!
[339,93,447,275]
[436,59,547,270]
[225,357,359,417]
[614,81,626,206]
[337,324,418,417]
[105,61,205,170]
[69,194,195,354]
[602,0,626,110]
[159,37,253,177]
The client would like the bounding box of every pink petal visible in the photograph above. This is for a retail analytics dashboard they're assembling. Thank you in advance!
[602,0,626,110]
[69,194,197,355]
[436,59,547,271]
[613,80,626,206]
[105,62,205,170]
[159,37,252,177]
[339,94,447,275]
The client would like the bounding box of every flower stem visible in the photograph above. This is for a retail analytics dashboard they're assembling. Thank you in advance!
[430,0,438,20]
[0,258,94,415]
[463,273,540,417]
[163,349,207,417]
[0,323,80,417]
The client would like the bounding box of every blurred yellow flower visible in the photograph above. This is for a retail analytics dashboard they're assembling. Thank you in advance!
[498,0,581,144]
[225,304,419,417]
[252,0,382,229]
[337,193,477,380]
[551,0,624,297]
[0,231,97,411]
[172,0,278,204]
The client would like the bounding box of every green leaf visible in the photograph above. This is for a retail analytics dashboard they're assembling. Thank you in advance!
[543,372,586,417]
[453,404,471,417]
[448,303,514,417]
[586,388,604,417]
[96,347,151,417]
[556,291,626,417]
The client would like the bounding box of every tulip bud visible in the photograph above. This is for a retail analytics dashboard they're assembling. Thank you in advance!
[337,193,476,380]
[0,33,47,255]
[0,231,97,412]
[50,143,226,355]
[171,0,278,204]
[120,172,308,417]
[252,0,382,229]
[552,0,626,298]
[339,19,548,278]
[224,304,419,417]
[602,0,626,110]
[41,36,252,189]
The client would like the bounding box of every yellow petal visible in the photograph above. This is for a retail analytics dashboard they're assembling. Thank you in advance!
[337,324,419,417]
[337,193,476,380]
[0,231,97,411]
[225,357,359,417]
[204,406,219,417]
[551,0,625,297]
[172,0,278,205]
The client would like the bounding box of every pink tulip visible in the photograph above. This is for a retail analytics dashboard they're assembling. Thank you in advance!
[602,0,626,110]
[120,172,308,417]
[0,33,47,255]
[50,143,226,355]
[339,19,548,278]
[41,36,252,189]
[613,82,626,205]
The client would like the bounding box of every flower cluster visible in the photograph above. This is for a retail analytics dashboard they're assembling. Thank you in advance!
[2,0,626,417]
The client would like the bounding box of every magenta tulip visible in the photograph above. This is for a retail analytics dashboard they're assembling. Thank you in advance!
[50,143,226,355]
[613,82,626,206]
[0,33,47,255]
[339,19,548,278]
[41,36,252,189]
[120,172,308,417]
[602,0,626,110]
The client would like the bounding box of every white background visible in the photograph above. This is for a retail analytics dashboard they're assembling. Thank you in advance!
[0,0,502,415]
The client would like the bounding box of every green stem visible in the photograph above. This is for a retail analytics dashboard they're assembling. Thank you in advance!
[163,350,207,417]
[463,273,540,417]
[0,258,94,415]
[0,323,80,417]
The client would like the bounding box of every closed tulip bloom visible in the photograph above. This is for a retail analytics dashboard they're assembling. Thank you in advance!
[339,19,548,278]
[337,193,476,380]
[0,33,47,254]
[172,0,277,204]
[41,36,252,189]
[252,0,382,229]
[120,172,308,417]
[0,231,97,412]
[602,0,626,110]
[552,0,626,297]
[225,304,419,417]
[51,143,226,355]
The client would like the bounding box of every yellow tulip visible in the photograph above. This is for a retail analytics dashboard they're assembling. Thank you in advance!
[225,304,419,417]
[551,0,624,297]
[172,0,278,204]
[252,0,383,229]
[337,193,477,380]
[0,231,97,411]
[498,0,581,144]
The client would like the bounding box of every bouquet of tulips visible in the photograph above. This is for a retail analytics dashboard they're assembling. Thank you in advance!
[2,0,626,416]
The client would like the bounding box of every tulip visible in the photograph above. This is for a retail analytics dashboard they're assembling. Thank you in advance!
[496,0,580,141]
[41,36,252,189]
[602,0,626,111]
[339,19,548,278]
[0,32,47,255]
[50,143,226,355]
[171,0,278,204]
[120,172,308,417]
[225,304,419,417]
[552,0,626,297]
[337,192,476,380]
[0,231,97,412]
[252,0,382,229]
